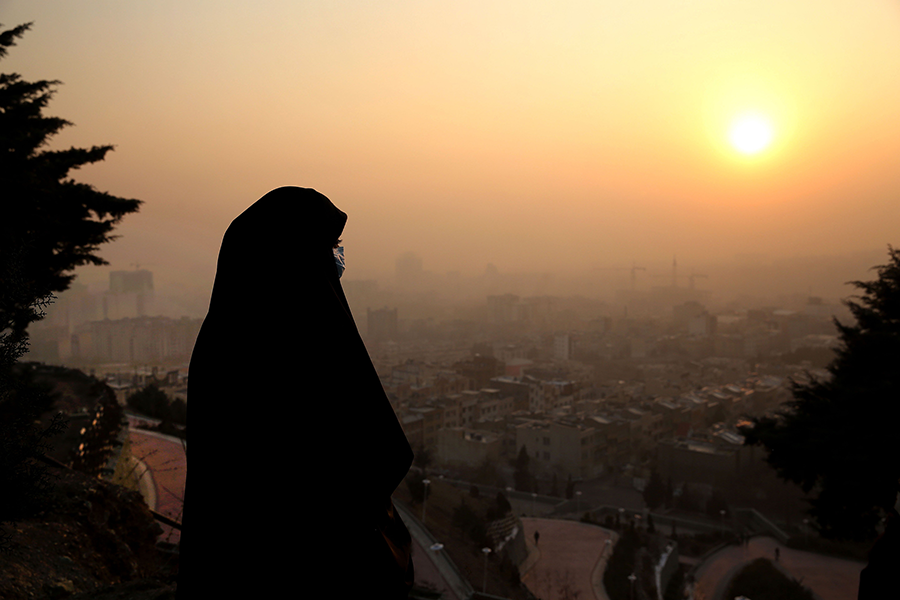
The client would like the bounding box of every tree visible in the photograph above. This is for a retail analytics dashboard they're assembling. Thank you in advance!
[0,23,141,337]
[126,383,171,419]
[742,247,900,540]
[514,445,532,492]
[0,22,138,547]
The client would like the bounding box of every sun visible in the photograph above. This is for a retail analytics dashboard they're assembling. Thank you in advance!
[728,113,774,155]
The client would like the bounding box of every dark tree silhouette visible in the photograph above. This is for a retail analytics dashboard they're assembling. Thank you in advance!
[514,445,532,492]
[0,22,141,337]
[742,247,900,540]
[126,383,171,419]
[0,22,138,549]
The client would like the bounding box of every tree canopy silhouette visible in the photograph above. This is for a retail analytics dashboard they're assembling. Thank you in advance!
[0,22,140,547]
[742,247,900,540]
[0,22,141,337]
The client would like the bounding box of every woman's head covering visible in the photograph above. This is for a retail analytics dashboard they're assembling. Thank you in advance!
[209,186,348,311]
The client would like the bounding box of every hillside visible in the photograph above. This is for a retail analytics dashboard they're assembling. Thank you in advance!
[0,465,177,600]
[394,474,534,600]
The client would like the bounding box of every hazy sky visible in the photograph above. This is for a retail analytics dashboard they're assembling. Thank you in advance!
[4,1,900,298]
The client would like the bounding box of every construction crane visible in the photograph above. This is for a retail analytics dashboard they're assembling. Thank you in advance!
[594,263,646,291]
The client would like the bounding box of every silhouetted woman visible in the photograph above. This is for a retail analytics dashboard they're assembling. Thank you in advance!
[178,187,414,598]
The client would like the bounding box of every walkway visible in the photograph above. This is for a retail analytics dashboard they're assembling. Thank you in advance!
[395,501,473,600]
[128,428,186,545]
[693,536,864,600]
[521,518,616,600]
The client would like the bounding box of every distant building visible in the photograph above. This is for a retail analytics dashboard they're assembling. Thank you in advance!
[71,316,202,364]
[656,434,763,489]
[436,427,502,467]
[516,418,603,480]
[106,269,154,319]
[110,269,153,294]
[553,334,573,361]
[453,354,505,390]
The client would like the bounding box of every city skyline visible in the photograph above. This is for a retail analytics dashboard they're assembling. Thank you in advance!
[4,1,900,311]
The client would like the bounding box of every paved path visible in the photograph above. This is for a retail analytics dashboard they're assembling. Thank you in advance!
[395,501,472,600]
[693,536,864,600]
[128,428,186,545]
[521,518,615,600]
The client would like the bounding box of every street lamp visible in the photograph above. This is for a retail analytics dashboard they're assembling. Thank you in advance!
[482,547,492,593]
[532,492,538,516]
[422,478,431,525]
[628,572,636,600]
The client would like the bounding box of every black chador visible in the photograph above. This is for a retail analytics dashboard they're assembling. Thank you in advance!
[178,187,414,597]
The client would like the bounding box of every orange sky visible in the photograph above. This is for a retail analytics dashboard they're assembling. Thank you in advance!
[4,0,900,300]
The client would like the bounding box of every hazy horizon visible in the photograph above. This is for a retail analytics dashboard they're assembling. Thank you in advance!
[5,1,900,315]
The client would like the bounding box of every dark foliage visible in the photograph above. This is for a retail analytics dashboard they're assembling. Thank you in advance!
[725,558,815,600]
[126,384,186,427]
[0,23,141,337]
[0,319,66,551]
[603,528,640,600]
[127,384,170,418]
[66,376,125,476]
[486,491,512,521]
[451,500,490,549]
[0,22,137,553]
[0,365,66,524]
[513,445,532,492]
[0,256,66,548]
[742,247,900,540]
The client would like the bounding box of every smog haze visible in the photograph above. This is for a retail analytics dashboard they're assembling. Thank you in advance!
[5,0,900,312]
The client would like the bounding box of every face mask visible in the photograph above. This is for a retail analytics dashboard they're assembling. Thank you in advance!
[333,245,345,278]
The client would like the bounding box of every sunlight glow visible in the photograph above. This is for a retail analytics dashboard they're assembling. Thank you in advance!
[729,114,774,155]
